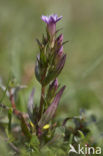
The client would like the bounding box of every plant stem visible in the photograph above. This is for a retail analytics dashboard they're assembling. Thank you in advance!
[38,68,47,120]
[9,89,16,109]
[38,86,45,120]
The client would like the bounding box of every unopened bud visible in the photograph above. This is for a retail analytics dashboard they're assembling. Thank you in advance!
[49,79,58,91]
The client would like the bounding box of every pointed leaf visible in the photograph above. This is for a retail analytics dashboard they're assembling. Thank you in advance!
[36,39,43,52]
[8,108,13,131]
[20,115,31,140]
[38,86,66,128]
[62,40,69,45]
[35,62,41,83]
[42,54,66,86]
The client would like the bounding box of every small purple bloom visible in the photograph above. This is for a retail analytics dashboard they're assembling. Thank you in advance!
[41,14,62,24]
[41,14,62,38]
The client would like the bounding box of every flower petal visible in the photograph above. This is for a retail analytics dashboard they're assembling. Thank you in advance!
[41,15,49,23]
[56,16,63,22]
[41,14,63,24]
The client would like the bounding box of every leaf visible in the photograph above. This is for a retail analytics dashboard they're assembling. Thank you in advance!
[36,39,43,52]
[55,126,65,137]
[8,108,13,132]
[0,78,10,103]
[42,70,57,86]
[42,34,47,45]
[40,46,47,66]
[42,54,66,86]
[62,117,73,126]
[27,88,35,120]
[20,115,31,140]
[78,130,85,140]
[35,61,41,83]
[38,86,66,128]
[62,40,69,45]
[56,28,63,34]
[30,135,40,152]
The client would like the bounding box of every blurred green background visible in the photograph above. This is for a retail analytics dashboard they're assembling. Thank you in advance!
[0,0,103,118]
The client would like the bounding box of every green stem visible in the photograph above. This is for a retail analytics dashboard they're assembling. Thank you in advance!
[38,86,45,120]
[38,67,47,120]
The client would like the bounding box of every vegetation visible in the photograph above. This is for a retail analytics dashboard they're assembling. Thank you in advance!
[0,1,103,156]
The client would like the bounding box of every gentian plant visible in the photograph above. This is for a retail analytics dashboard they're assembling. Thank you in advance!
[33,14,66,138]
[0,14,99,156]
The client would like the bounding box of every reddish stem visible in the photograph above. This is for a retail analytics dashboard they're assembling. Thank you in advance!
[9,89,26,119]
[9,89,16,109]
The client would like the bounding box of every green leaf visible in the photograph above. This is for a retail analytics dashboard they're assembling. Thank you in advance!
[20,115,32,140]
[30,135,40,152]
[42,54,66,86]
[78,130,85,140]
[38,86,66,128]
[8,108,13,132]
[35,62,41,83]
[36,39,43,52]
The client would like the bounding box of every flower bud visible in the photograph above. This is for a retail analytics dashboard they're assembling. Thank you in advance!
[55,45,64,65]
[49,78,58,91]
[56,54,66,75]
[38,86,66,128]
[55,34,63,55]
[58,46,63,56]
[56,34,63,45]
[41,14,62,39]
[46,79,58,102]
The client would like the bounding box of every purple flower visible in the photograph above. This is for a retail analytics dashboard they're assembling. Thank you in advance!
[41,14,62,38]
[41,14,62,24]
